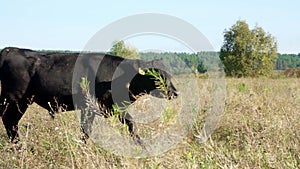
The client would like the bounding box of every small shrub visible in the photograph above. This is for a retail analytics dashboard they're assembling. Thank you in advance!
[284,68,300,78]
[237,83,247,92]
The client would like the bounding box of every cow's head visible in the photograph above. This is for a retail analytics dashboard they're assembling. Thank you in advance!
[129,61,178,101]
[147,68,178,100]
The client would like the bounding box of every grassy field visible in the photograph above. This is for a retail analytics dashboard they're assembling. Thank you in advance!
[0,77,299,168]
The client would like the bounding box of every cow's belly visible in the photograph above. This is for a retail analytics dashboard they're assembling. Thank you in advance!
[30,72,74,96]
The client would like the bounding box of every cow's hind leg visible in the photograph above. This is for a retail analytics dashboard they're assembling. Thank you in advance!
[2,101,28,143]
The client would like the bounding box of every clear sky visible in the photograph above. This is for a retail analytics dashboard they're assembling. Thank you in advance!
[1,0,299,53]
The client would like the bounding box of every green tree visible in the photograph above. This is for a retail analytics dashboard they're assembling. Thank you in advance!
[109,40,140,59]
[220,20,278,77]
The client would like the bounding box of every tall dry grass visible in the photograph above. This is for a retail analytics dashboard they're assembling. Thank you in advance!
[0,77,299,168]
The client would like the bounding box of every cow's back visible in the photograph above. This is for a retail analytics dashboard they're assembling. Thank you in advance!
[29,51,125,96]
[31,52,78,96]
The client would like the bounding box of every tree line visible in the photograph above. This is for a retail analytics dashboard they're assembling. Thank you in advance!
[141,52,299,74]
[276,53,300,70]
[109,40,299,75]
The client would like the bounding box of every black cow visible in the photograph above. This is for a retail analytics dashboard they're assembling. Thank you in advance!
[0,47,178,144]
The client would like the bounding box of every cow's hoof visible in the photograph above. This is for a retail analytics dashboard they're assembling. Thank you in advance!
[48,112,55,119]
[80,134,89,144]
[133,135,146,150]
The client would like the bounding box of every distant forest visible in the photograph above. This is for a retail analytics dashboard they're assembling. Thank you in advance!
[275,53,300,70]
[140,52,220,74]
[141,52,300,73]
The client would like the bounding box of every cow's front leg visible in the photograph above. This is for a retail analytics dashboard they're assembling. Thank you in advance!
[118,111,143,146]
[80,107,96,143]
[2,101,28,143]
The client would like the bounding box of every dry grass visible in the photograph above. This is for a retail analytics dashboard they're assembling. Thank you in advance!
[0,77,299,168]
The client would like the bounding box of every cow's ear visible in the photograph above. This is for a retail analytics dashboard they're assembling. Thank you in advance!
[138,67,146,75]
[26,57,41,77]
